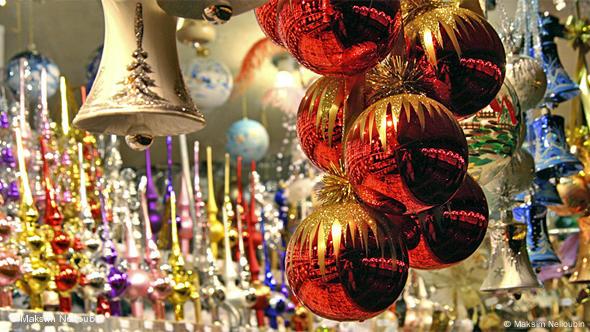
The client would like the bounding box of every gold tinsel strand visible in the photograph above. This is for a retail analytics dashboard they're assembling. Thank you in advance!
[366,55,430,103]
[316,162,354,205]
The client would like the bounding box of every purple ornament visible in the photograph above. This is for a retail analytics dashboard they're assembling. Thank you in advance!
[107,266,129,299]
[6,182,19,202]
[538,234,578,282]
[145,148,162,235]
[1,147,15,168]
[0,113,9,130]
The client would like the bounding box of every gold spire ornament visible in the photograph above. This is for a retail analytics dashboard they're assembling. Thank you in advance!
[15,127,44,255]
[73,0,205,150]
[14,127,54,310]
[167,191,195,321]
[206,147,224,258]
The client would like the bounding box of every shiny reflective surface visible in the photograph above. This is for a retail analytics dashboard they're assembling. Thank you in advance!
[531,113,582,178]
[460,80,521,183]
[296,77,346,173]
[286,202,408,321]
[345,94,468,215]
[480,219,541,292]
[403,4,506,118]
[255,0,283,46]
[277,0,402,76]
[408,175,488,270]
[538,13,580,105]
[55,264,80,293]
[505,55,546,111]
[513,203,561,268]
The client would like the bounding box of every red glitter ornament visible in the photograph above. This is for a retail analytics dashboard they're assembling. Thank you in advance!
[55,264,79,293]
[402,1,506,118]
[255,0,284,46]
[406,175,488,270]
[296,77,347,172]
[286,201,408,321]
[344,94,468,215]
[276,0,403,76]
[51,230,72,256]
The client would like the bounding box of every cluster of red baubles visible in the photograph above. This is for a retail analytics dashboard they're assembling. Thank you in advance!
[256,0,504,321]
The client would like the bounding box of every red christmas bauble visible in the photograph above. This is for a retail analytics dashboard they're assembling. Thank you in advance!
[403,3,505,118]
[277,0,402,76]
[407,175,488,270]
[344,94,468,216]
[51,230,72,256]
[286,201,408,321]
[55,264,79,293]
[255,0,284,46]
[296,77,346,172]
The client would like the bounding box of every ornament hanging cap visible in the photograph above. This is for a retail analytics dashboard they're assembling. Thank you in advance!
[316,162,354,205]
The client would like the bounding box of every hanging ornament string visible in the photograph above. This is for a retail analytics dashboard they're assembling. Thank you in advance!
[242,94,248,119]
[27,0,35,50]
[522,0,532,56]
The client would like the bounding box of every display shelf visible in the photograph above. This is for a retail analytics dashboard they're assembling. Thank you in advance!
[0,309,205,332]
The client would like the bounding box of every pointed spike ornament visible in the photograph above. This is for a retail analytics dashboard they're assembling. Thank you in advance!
[139,178,172,320]
[144,148,162,235]
[206,146,224,259]
[167,190,195,321]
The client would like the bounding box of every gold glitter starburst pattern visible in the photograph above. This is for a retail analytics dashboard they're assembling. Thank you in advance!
[316,162,353,205]
[351,94,456,149]
[366,55,430,104]
[288,201,388,276]
[402,0,492,66]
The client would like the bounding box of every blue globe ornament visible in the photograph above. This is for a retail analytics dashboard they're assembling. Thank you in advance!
[6,50,60,100]
[86,45,103,93]
[226,119,269,163]
[184,56,233,111]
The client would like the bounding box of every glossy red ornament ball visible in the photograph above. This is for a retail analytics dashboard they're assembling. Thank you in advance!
[407,175,489,270]
[55,264,79,293]
[403,4,506,118]
[297,77,346,172]
[277,0,403,76]
[286,201,409,321]
[255,0,284,46]
[51,230,72,256]
[344,94,468,216]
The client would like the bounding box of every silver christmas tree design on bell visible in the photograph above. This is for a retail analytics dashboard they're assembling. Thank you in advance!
[74,0,205,150]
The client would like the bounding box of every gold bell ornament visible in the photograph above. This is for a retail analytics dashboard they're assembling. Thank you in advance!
[73,0,205,150]
[480,211,542,294]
